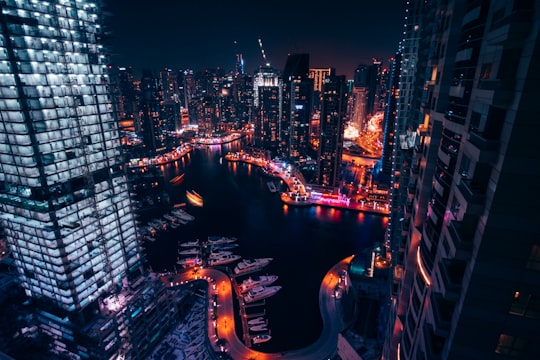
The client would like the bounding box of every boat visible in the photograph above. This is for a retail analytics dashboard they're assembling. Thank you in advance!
[243,285,282,303]
[176,257,201,268]
[170,222,180,229]
[207,236,237,245]
[267,181,277,193]
[252,334,271,345]
[169,173,185,185]
[239,275,279,294]
[180,239,200,247]
[209,242,239,251]
[247,317,266,326]
[186,190,204,207]
[233,258,273,276]
[178,248,200,255]
[163,214,177,223]
[209,250,233,257]
[207,254,241,266]
[249,324,268,332]
[172,209,195,221]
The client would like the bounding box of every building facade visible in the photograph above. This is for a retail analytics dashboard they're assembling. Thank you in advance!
[0,1,176,358]
[384,1,540,359]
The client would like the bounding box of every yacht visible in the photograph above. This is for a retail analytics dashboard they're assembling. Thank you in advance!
[207,254,241,266]
[209,250,233,257]
[169,173,185,185]
[243,285,281,303]
[180,239,200,247]
[172,209,195,221]
[252,334,271,345]
[247,317,266,326]
[207,235,237,245]
[210,242,239,251]
[178,248,200,256]
[238,275,279,294]
[233,257,273,276]
[176,257,201,268]
[186,190,204,207]
[249,324,268,332]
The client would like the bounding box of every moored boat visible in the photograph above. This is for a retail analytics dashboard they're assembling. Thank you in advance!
[207,254,241,266]
[239,275,279,294]
[243,285,282,303]
[249,324,268,332]
[252,334,271,345]
[180,239,200,247]
[247,317,266,326]
[207,236,237,245]
[233,257,273,276]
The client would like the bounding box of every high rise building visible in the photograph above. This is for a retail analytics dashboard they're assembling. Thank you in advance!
[139,69,166,154]
[316,73,347,187]
[0,1,176,358]
[254,85,281,155]
[280,53,313,163]
[384,1,540,359]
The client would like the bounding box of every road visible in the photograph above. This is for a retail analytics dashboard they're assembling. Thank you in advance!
[162,256,354,359]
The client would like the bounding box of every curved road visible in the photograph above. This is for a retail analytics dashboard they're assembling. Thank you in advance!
[162,256,354,359]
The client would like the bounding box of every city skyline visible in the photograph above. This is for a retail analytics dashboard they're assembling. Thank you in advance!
[103,0,406,78]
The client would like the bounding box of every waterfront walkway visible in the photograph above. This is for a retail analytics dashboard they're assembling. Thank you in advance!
[224,152,389,216]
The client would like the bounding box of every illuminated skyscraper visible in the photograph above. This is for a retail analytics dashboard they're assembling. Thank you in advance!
[0,1,175,358]
[316,73,347,187]
[280,53,313,163]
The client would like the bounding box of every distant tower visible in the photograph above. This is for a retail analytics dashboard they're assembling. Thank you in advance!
[234,41,245,76]
[316,73,347,187]
[280,53,313,163]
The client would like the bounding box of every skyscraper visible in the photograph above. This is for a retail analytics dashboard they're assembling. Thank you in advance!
[280,53,313,163]
[316,73,347,187]
[384,1,540,359]
[0,1,175,358]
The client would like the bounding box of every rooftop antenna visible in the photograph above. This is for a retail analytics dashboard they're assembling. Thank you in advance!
[258,36,271,66]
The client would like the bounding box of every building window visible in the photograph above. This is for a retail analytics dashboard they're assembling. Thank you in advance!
[526,244,540,271]
[495,334,526,358]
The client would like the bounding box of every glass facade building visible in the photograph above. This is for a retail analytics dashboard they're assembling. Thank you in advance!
[0,0,141,313]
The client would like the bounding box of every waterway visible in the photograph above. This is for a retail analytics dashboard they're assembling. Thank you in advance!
[142,140,388,353]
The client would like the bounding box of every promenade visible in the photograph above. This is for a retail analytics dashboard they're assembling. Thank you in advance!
[224,151,389,216]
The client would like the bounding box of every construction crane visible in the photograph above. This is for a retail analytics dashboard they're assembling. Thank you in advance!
[258,36,271,66]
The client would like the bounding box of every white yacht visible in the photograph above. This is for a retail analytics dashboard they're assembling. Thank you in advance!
[207,254,241,266]
[252,334,271,344]
[243,285,281,303]
[239,275,279,294]
[233,257,273,276]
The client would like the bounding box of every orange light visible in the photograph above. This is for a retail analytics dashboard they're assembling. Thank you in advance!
[416,246,431,286]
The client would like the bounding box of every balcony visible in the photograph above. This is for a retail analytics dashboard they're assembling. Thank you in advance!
[430,293,454,337]
[447,219,474,260]
[438,259,465,301]
[488,10,533,47]
[466,131,499,165]
[423,324,444,360]
[457,178,486,206]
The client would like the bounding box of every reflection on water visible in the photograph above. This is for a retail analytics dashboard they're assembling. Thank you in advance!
[143,139,387,353]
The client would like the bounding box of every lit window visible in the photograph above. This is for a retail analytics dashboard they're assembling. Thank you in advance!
[495,334,526,358]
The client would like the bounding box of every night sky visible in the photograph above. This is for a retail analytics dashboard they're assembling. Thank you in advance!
[103,0,406,79]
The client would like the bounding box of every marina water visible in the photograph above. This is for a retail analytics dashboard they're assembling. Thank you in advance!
[143,140,388,353]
